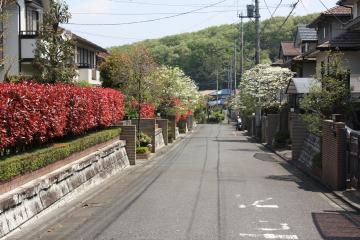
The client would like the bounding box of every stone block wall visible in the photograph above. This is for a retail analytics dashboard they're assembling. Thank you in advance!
[155,128,165,151]
[290,113,308,160]
[131,119,156,153]
[0,141,129,238]
[322,120,346,190]
[120,125,137,165]
[156,119,168,145]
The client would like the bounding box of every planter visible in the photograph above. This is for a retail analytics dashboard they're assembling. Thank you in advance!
[136,152,151,160]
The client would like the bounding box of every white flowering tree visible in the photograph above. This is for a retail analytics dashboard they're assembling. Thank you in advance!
[236,64,293,115]
[148,66,201,116]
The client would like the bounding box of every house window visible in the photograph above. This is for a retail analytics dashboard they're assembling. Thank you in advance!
[26,7,40,34]
[77,47,96,68]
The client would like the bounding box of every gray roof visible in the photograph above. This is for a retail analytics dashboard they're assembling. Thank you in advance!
[286,78,320,94]
[297,24,317,42]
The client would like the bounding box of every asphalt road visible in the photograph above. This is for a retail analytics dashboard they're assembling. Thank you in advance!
[8,124,360,240]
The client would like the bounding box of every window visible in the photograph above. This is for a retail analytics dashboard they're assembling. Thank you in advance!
[77,47,96,68]
[26,7,40,34]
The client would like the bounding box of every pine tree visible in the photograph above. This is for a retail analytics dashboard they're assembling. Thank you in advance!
[33,0,76,83]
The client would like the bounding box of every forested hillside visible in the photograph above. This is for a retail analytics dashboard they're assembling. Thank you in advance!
[109,14,318,90]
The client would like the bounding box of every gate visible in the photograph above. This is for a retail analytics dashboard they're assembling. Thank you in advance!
[346,129,360,189]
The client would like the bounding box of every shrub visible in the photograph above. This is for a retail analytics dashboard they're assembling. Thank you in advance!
[208,111,224,123]
[0,128,121,182]
[136,146,150,154]
[312,153,322,169]
[137,132,152,147]
[0,82,125,153]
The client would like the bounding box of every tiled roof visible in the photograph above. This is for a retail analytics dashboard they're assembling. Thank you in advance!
[297,24,317,41]
[317,30,360,49]
[308,6,352,27]
[281,42,301,56]
[322,5,352,16]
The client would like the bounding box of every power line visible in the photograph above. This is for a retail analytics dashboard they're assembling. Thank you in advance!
[263,0,273,16]
[66,0,227,26]
[108,0,234,8]
[71,10,238,16]
[279,0,300,30]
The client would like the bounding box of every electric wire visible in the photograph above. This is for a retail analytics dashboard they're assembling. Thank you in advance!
[66,0,227,26]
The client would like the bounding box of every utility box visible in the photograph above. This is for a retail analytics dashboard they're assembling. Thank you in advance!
[247,4,255,18]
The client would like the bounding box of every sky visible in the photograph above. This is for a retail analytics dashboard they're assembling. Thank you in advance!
[64,0,339,48]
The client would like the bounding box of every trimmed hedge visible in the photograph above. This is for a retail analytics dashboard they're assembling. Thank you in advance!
[0,82,125,152]
[0,128,121,182]
[136,146,150,154]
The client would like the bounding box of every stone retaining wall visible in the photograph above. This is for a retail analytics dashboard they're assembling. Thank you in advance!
[155,128,165,151]
[0,141,129,238]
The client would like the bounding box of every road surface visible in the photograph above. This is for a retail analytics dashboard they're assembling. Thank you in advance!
[8,124,360,240]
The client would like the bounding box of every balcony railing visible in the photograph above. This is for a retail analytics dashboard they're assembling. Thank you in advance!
[20,31,39,38]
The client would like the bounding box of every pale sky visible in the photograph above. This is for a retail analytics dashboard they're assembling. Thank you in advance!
[63,0,339,48]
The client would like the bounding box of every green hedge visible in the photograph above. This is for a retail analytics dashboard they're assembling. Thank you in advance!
[0,128,121,182]
[136,146,150,154]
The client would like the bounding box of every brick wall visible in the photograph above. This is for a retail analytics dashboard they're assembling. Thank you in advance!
[120,125,137,165]
[290,113,308,160]
[131,119,156,153]
[156,119,168,145]
[322,120,346,190]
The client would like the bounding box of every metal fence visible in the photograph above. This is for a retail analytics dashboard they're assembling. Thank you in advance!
[346,128,360,189]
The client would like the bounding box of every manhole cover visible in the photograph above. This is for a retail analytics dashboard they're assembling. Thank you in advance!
[253,153,278,162]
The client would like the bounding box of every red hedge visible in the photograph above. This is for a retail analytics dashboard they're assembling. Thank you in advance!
[0,82,125,149]
[140,103,156,118]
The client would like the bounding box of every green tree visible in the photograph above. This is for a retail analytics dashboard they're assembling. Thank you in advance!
[300,52,351,134]
[33,0,76,83]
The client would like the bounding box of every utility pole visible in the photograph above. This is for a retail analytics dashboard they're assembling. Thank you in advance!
[240,12,244,83]
[255,0,261,65]
[234,39,237,94]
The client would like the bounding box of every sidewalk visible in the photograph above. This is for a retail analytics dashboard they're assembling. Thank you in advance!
[269,146,360,211]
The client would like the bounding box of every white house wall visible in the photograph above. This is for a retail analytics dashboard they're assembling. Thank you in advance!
[1,3,20,80]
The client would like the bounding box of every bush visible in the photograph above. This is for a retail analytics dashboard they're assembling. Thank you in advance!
[0,82,125,153]
[137,132,152,147]
[208,111,224,123]
[136,146,150,154]
[0,128,121,182]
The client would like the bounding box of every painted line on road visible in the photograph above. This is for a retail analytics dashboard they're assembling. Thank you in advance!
[239,233,298,239]
[257,223,290,231]
[252,198,279,209]
[238,204,246,209]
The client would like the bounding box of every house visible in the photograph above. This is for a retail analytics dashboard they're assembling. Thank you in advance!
[291,25,318,77]
[0,0,107,86]
[306,5,360,99]
[273,41,300,68]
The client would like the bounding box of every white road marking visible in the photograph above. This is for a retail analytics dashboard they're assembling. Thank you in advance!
[259,220,269,223]
[252,198,279,208]
[238,204,246,209]
[239,233,298,239]
[236,194,241,198]
[257,223,290,231]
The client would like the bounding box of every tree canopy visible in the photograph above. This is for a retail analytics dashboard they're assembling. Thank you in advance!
[109,14,318,90]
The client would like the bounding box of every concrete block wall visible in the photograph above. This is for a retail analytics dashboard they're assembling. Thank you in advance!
[155,128,165,151]
[0,141,129,238]
[156,119,168,145]
[290,113,308,160]
[322,120,346,190]
[120,125,137,165]
[131,119,156,153]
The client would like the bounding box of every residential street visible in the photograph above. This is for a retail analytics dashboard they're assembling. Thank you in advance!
[8,124,360,240]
